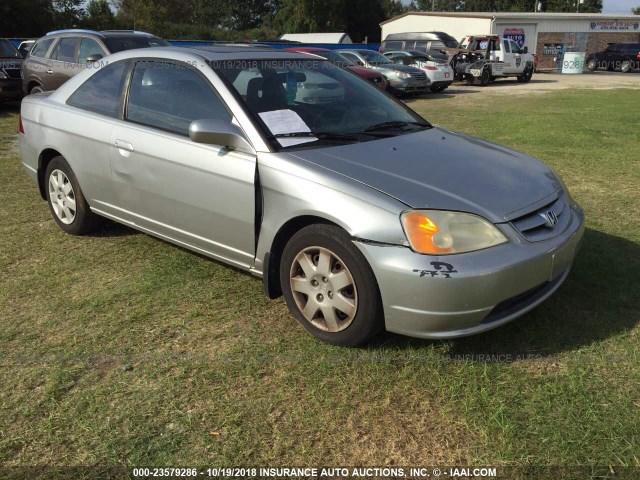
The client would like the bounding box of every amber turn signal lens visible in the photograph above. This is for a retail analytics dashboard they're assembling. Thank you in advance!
[401,211,453,254]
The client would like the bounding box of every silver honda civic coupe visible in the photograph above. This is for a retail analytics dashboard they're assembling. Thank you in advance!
[19,46,584,346]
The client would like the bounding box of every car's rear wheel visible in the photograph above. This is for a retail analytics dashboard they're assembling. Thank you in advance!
[587,58,598,71]
[621,61,632,73]
[280,224,383,346]
[29,84,45,94]
[45,156,102,235]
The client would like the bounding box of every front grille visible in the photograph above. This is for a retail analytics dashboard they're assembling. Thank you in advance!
[2,68,21,79]
[510,194,569,242]
[408,70,427,81]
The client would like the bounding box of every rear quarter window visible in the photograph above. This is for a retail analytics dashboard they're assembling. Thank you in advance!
[67,60,129,118]
[30,38,55,58]
[382,41,403,51]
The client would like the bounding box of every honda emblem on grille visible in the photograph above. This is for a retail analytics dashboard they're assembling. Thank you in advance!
[540,210,559,228]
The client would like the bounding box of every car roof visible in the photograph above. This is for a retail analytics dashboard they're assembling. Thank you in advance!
[45,29,160,39]
[285,47,331,53]
[105,45,320,62]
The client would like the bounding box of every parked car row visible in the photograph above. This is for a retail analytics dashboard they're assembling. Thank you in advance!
[5,28,639,106]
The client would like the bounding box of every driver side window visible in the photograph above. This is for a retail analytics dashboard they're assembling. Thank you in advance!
[511,41,521,54]
[126,60,231,136]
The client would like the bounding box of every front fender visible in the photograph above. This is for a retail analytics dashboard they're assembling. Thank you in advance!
[255,152,409,275]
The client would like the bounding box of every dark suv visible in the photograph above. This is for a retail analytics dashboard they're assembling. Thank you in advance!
[586,43,640,73]
[22,29,169,95]
[0,39,24,102]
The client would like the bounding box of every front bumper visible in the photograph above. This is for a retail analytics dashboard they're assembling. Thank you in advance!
[355,204,585,339]
[0,79,22,101]
[388,77,431,92]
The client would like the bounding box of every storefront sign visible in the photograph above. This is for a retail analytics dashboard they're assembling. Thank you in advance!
[589,21,640,31]
[543,43,564,56]
[503,28,526,48]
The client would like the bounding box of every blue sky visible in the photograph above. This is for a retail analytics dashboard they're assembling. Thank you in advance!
[602,0,638,14]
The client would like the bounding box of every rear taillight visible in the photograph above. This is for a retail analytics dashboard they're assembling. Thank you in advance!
[636,52,640,61]
[18,114,24,134]
[424,66,438,71]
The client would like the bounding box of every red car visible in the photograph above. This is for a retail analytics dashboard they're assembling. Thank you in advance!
[285,47,388,91]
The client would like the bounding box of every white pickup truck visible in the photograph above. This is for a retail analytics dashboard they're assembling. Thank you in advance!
[453,35,535,85]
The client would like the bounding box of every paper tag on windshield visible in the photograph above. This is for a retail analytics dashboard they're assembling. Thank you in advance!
[258,109,317,147]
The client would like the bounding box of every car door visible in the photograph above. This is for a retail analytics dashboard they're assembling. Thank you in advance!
[48,37,83,89]
[108,59,256,268]
[501,39,515,72]
[23,37,56,92]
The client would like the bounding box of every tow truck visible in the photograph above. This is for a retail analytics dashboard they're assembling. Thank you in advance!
[451,35,535,86]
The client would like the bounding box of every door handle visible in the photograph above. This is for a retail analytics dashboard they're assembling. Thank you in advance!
[114,139,134,153]
[46,69,53,74]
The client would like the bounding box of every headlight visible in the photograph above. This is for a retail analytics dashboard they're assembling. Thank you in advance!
[401,210,507,255]
[0,71,7,79]
[396,71,411,79]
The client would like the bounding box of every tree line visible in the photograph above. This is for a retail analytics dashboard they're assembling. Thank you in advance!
[2,0,616,42]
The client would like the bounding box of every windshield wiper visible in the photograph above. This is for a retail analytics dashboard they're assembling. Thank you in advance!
[272,131,360,141]
[363,121,431,133]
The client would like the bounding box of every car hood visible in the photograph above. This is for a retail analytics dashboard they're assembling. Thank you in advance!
[285,127,561,222]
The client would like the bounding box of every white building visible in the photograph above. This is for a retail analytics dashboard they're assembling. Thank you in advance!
[381,12,640,69]
[279,33,353,44]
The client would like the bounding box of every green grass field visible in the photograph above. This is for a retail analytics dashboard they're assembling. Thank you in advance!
[0,87,638,478]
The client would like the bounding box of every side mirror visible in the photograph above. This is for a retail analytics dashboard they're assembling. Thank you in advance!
[189,119,255,154]
[523,46,528,54]
[86,53,103,63]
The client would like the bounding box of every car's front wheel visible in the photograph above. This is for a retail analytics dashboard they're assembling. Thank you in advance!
[29,84,45,94]
[280,224,383,346]
[45,156,102,235]
[517,64,534,83]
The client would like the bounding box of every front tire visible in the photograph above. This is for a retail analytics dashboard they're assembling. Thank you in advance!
[45,156,102,235]
[280,224,383,346]
[30,84,45,94]
[517,64,533,83]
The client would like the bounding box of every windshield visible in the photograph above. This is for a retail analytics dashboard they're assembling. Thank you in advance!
[103,36,169,53]
[0,39,21,59]
[216,59,430,150]
[358,50,393,65]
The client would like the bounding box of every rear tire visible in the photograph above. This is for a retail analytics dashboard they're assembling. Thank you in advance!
[280,224,383,346]
[45,156,102,235]
[587,58,598,71]
[621,61,632,73]
[30,84,45,94]
[480,66,492,85]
